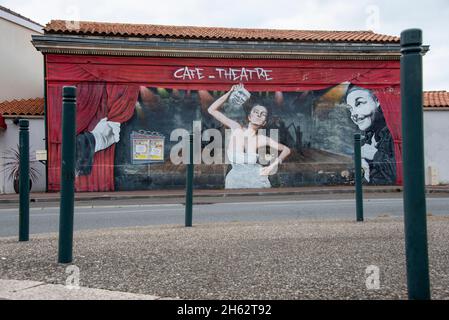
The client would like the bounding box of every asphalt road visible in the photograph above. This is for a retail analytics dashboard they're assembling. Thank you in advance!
[1,195,448,237]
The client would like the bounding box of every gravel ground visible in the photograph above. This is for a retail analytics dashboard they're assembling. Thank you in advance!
[0,216,448,300]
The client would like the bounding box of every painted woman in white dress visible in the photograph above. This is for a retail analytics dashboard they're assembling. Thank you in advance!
[207,84,291,189]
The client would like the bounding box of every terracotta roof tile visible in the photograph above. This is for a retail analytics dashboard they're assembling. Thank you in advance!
[0,98,44,116]
[44,20,400,43]
[424,91,449,108]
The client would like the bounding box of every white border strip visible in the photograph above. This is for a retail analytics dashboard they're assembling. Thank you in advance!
[0,9,43,34]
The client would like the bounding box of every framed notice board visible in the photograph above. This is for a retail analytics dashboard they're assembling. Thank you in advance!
[130,131,165,165]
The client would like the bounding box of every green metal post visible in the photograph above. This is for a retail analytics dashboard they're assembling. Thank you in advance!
[354,133,364,222]
[185,133,194,227]
[58,86,77,264]
[19,119,30,241]
[401,29,430,300]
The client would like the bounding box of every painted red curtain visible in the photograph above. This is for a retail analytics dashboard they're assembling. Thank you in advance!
[46,55,402,191]
[373,87,402,185]
[47,83,139,191]
[0,114,6,130]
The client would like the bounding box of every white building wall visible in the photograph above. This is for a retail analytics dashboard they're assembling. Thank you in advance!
[0,15,43,101]
[424,110,449,185]
[0,118,46,193]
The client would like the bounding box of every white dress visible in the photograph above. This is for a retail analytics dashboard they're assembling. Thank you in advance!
[225,151,271,189]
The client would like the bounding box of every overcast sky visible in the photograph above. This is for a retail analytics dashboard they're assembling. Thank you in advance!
[2,0,448,91]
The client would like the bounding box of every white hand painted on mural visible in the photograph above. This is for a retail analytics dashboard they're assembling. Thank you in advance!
[361,159,370,182]
[90,117,121,153]
[260,162,279,176]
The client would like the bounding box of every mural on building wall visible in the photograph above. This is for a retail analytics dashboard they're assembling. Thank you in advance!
[70,83,397,191]
[45,56,402,191]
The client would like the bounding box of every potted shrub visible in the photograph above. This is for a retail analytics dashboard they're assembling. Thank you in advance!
[1,145,40,193]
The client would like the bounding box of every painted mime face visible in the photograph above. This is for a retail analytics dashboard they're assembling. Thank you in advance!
[248,105,268,127]
[346,88,379,131]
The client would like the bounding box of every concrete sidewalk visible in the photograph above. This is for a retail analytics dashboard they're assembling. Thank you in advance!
[0,185,428,204]
[1,185,448,204]
[0,279,174,300]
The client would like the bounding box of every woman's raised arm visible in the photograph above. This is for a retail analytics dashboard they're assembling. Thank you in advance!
[207,86,241,130]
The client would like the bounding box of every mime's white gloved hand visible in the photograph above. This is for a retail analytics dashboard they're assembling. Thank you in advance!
[90,118,121,152]
[361,159,370,182]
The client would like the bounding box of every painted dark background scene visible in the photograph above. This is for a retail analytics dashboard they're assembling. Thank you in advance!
[109,86,373,191]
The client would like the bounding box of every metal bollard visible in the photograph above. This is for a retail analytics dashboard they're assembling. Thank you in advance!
[58,86,77,263]
[19,119,30,241]
[354,133,364,222]
[185,133,194,227]
[400,29,430,300]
